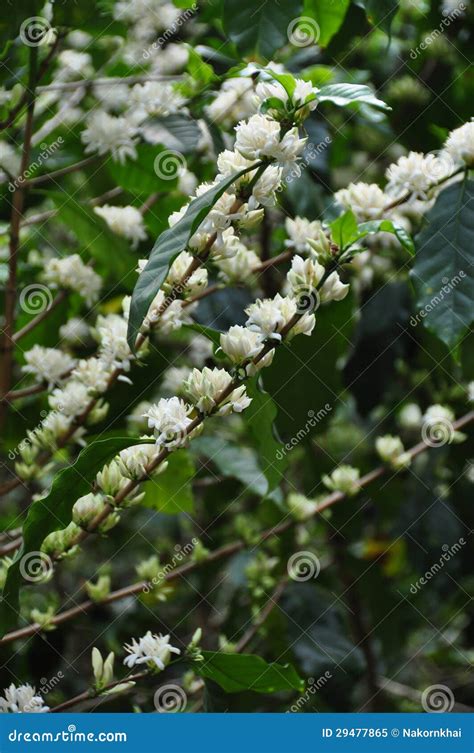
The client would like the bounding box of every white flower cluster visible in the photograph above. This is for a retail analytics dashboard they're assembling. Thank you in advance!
[43,255,102,305]
[0,684,49,713]
[123,631,181,671]
[94,205,147,249]
[81,111,138,164]
[23,346,75,387]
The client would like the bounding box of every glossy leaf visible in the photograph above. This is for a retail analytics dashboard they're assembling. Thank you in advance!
[318,83,390,112]
[223,0,303,59]
[411,179,474,349]
[197,651,305,693]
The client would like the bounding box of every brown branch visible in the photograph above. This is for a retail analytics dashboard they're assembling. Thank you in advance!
[50,670,149,713]
[2,409,472,645]
[26,156,98,187]
[0,47,38,435]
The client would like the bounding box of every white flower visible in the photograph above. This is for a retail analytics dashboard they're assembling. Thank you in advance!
[216,247,260,283]
[23,346,75,386]
[143,290,188,334]
[443,121,474,168]
[287,492,318,521]
[217,149,255,182]
[151,43,189,75]
[184,367,251,415]
[319,271,350,303]
[81,111,138,164]
[468,382,474,403]
[220,325,264,364]
[205,78,255,127]
[144,397,194,448]
[285,217,327,254]
[287,254,325,293]
[71,357,111,394]
[123,631,181,671]
[72,493,107,528]
[251,165,283,206]
[162,366,191,395]
[235,114,282,160]
[49,381,90,417]
[246,293,315,341]
[94,205,147,249]
[59,317,90,346]
[385,151,449,199]
[0,684,49,713]
[165,251,208,297]
[375,435,411,469]
[423,404,466,443]
[334,182,387,221]
[116,444,161,480]
[177,166,198,195]
[56,50,93,80]
[43,255,102,305]
[322,465,360,496]
[127,81,186,124]
[95,314,133,370]
[398,403,422,430]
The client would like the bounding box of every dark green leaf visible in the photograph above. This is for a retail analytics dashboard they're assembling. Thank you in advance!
[197,651,305,693]
[223,0,303,59]
[0,437,152,636]
[243,376,286,493]
[143,115,202,154]
[107,144,178,196]
[411,179,474,349]
[191,436,268,497]
[127,163,257,351]
[354,0,399,36]
[303,0,350,46]
[141,450,194,514]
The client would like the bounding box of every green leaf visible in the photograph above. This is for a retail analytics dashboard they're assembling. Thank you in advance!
[354,0,399,36]
[344,219,414,255]
[141,450,194,514]
[107,144,178,196]
[191,436,268,497]
[197,651,305,693]
[303,0,350,46]
[318,83,390,112]
[186,46,217,89]
[330,210,358,250]
[223,0,303,59]
[410,179,474,349]
[50,191,135,287]
[143,115,202,154]
[243,376,286,493]
[0,437,152,636]
[127,163,258,351]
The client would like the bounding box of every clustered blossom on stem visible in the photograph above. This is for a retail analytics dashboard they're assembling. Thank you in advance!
[322,465,360,496]
[123,631,181,671]
[0,684,49,713]
[43,255,102,306]
[94,205,147,249]
[375,435,411,469]
[23,346,76,387]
